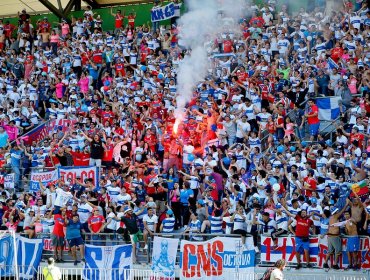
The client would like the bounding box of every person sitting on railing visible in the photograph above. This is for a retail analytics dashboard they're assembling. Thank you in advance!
[142,207,158,252]
[117,205,141,264]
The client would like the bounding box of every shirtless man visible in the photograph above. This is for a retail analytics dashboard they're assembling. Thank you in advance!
[323,200,349,270]
[349,196,365,234]
[39,28,50,50]
[344,211,360,270]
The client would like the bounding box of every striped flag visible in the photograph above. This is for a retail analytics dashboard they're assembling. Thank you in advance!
[327,57,339,70]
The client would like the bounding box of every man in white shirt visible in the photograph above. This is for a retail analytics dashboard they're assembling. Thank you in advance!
[142,207,158,251]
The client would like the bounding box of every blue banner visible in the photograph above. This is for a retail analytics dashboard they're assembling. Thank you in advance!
[83,244,132,280]
[0,234,15,277]
[17,236,44,280]
[0,235,43,280]
[151,2,175,22]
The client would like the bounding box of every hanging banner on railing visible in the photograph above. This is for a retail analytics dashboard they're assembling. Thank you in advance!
[260,236,319,264]
[58,166,99,187]
[0,233,15,277]
[17,236,44,280]
[83,244,132,280]
[318,236,370,269]
[0,234,43,279]
[43,238,70,252]
[151,2,175,22]
[151,237,178,278]
[29,170,58,192]
[0,173,15,189]
[180,237,255,280]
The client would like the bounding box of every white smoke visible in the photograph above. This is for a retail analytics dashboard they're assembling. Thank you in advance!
[175,0,248,119]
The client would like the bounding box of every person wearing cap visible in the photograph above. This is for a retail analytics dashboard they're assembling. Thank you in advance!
[23,208,37,238]
[118,205,141,263]
[42,257,61,280]
[160,206,175,233]
[307,197,323,234]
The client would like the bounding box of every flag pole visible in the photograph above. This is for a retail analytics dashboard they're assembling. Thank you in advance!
[11,230,19,280]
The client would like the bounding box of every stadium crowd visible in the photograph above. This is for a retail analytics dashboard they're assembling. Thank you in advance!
[0,0,369,269]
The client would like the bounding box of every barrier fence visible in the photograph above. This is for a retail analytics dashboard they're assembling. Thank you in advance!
[33,268,369,280]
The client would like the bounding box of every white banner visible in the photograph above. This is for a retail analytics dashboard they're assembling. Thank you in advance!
[29,170,58,192]
[151,2,175,22]
[151,237,179,278]
[180,237,255,280]
[3,173,15,189]
[58,166,99,187]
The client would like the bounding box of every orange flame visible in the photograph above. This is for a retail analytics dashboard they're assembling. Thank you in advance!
[173,118,180,135]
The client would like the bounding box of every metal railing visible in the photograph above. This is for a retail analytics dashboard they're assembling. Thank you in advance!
[33,267,370,280]
[0,266,37,280]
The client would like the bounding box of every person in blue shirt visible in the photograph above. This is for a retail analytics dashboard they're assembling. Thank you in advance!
[179,182,194,227]
[10,144,23,190]
[65,214,85,266]
[0,126,8,148]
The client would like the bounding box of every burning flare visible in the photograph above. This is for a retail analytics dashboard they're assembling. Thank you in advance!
[173,118,181,135]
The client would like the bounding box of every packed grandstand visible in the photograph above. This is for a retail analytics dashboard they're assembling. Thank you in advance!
[0,0,368,274]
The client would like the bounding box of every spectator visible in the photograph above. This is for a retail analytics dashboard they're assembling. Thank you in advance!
[65,214,85,266]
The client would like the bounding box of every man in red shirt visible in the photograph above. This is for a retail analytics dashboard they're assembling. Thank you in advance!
[126,12,136,28]
[111,8,124,35]
[284,208,314,269]
[52,208,66,262]
[305,99,320,141]
[88,209,105,245]
[303,170,317,197]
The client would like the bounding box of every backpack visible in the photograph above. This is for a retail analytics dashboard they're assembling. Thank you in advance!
[259,267,274,280]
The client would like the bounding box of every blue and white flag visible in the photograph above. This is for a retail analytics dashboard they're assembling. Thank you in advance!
[0,234,43,279]
[327,57,339,70]
[316,97,340,121]
[151,2,175,22]
[17,236,44,280]
[151,237,178,278]
[0,234,15,277]
[83,244,132,280]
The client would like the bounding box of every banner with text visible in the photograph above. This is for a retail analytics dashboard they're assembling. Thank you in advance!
[49,119,78,133]
[29,170,58,192]
[58,166,99,187]
[318,236,370,269]
[151,2,175,22]
[180,237,255,280]
[260,236,319,264]
[0,173,15,189]
[151,237,179,278]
